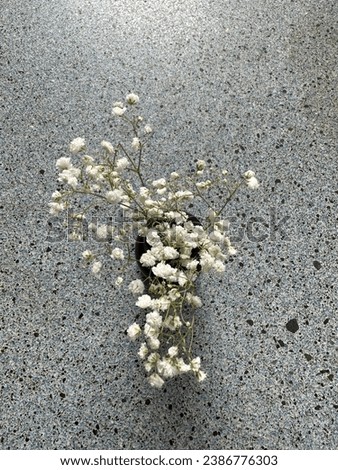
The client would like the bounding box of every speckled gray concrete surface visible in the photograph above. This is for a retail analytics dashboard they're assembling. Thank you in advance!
[1,0,337,450]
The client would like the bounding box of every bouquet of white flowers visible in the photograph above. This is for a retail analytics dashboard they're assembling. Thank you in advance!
[49,93,259,388]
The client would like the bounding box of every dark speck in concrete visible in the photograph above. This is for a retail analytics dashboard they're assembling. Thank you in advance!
[286,319,299,333]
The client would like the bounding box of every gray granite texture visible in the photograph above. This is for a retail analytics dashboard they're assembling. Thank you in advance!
[1,0,337,450]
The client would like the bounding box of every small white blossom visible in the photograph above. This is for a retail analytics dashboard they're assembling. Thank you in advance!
[140,251,157,267]
[170,172,180,180]
[146,311,162,328]
[147,336,160,350]
[56,157,72,170]
[128,279,145,295]
[243,170,259,189]
[126,93,140,105]
[115,157,129,171]
[92,261,102,274]
[82,249,94,261]
[101,140,114,154]
[138,343,148,359]
[157,359,178,378]
[144,124,152,133]
[152,178,166,189]
[127,322,141,341]
[115,276,123,287]
[136,294,153,309]
[196,159,206,171]
[168,346,178,358]
[106,189,124,204]
[148,373,164,389]
[162,246,179,260]
[152,262,177,280]
[197,370,207,382]
[111,248,124,260]
[48,202,65,215]
[132,137,141,150]
[112,105,126,116]
[190,357,201,372]
[69,137,85,154]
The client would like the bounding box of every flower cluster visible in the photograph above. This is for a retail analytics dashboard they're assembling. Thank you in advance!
[49,93,259,388]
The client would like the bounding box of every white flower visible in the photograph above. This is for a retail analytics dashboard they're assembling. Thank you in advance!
[196,180,212,190]
[152,178,166,189]
[213,260,225,273]
[111,248,124,260]
[115,157,129,171]
[96,224,109,239]
[56,157,72,170]
[197,370,207,382]
[140,251,156,267]
[246,176,259,189]
[101,140,114,154]
[228,245,237,256]
[138,343,148,359]
[127,322,141,341]
[157,359,178,378]
[106,189,123,204]
[115,276,123,287]
[128,279,145,295]
[243,170,259,189]
[132,137,141,150]
[168,346,178,358]
[147,336,160,350]
[82,249,94,261]
[162,246,179,260]
[136,294,153,309]
[145,352,160,372]
[126,93,140,105]
[152,262,177,279]
[148,373,164,389]
[92,261,102,274]
[196,159,206,171]
[170,172,179,180]
[69,137,85,153]
[190,357,201,372]
[186,293,202,308]
[82,155,95,166]
[176,358,191,373]
[146,311,162,328]
[112,105,126,116]
[48,202,65,215]
[51,191,62,201]
[200,252,215,272]
[144,124,152,133]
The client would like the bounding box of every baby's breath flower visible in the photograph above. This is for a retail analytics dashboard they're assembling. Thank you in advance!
[126,93,140,105]
[138,343,148,359]
[196,159,206,171]
[128,279,145,295]
[115,157,129,171]
[132,137,141,150]
[136,294,153,309]
[82,249,94,261]
[148,373,164,389]
[168,346,178,358]
[152,178,166,189]
[101,140,114,154]
[127,322,141,340]
[69,137,85,154]
[48,202,65,215]
[243,170,259,189]
[112,105,126,116]
[92,260,102,274]
[111,248,124,260]
[56,157,72,170]
[115,276,123,287]
[106,189,123,204]
[144,124,152,133]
